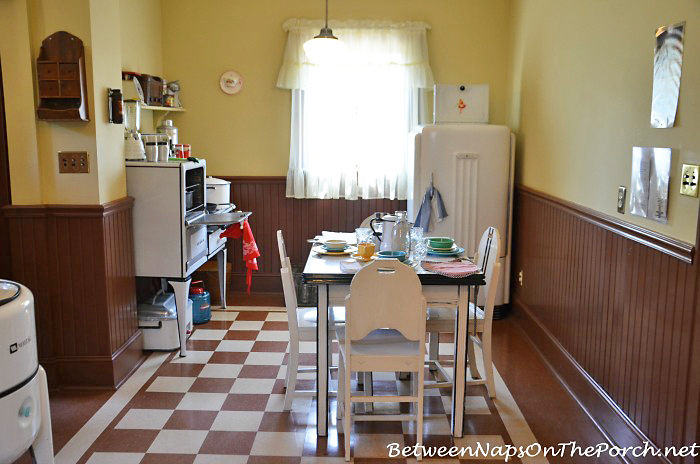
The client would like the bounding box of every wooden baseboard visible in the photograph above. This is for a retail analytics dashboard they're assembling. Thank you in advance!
[47,332,145,389]
[512,296,670,464]
[112,330,145,388]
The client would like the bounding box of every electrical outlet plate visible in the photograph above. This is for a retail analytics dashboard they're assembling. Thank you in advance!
[680,164,699,197]
[617,186,627,213]
[58,151,89,173]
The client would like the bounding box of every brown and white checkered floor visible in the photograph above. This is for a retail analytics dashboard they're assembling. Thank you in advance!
[57,309,544,463]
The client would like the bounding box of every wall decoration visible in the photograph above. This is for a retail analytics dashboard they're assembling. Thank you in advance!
[220,71,244,95]
[629,146,671,223]
[650,22,685,128]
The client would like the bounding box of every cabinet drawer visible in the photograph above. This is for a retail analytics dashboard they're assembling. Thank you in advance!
[60,80,81,97]
[38,80,59,97]
[59,63,79,80]
[37,62,58,80]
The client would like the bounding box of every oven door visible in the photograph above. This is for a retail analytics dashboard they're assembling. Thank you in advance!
[186,225,208,270]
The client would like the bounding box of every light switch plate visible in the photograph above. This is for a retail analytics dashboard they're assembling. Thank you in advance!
[680,164,699,197]
[58,151,89,173]
[617,186,626,213]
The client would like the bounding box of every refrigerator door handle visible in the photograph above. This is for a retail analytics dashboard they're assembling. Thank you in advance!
[455,152,479,159]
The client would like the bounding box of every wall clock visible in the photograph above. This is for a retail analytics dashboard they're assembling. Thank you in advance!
[219,70,244,95]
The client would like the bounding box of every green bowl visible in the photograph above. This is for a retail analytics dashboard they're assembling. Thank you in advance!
[428,237,454,249]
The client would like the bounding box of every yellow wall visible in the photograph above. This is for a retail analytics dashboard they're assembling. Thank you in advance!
[119,0,163,134]
[119,0,163,77]
[160,0,513,177]
[28,0,101,204]
[0,0,42,204]
[91,0,127,204]
[509,0,700,243]
[1,0,146,205]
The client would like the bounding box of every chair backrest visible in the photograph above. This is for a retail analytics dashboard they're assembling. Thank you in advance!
[277,230,288,269]
[280,257,299,339]
[473,227,501,299]
[359,212,390,229]
[346,259,426,342]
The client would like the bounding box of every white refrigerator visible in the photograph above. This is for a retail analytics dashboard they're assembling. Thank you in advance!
[407,124,515,307]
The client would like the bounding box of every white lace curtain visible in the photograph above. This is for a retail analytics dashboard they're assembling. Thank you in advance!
[277,19,434,200]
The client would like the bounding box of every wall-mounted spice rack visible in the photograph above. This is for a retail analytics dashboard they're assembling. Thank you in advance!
[36,31,89,121]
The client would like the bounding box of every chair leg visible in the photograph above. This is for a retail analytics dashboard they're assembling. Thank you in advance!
[284,343,291,387]
[481,332,496,398]
[428,332,439,370]
[284,348,299,410]
[364,372,373,414]
[344,365,352,461]
[337,357,345,429]
[416,368,424,462]
[467,337,481,380]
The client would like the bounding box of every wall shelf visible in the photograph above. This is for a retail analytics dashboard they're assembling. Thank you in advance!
[142,105,185,112]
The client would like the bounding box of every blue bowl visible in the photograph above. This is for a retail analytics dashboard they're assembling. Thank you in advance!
[377,250,406,262]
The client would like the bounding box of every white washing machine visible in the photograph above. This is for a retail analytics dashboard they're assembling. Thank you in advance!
[0,280,54,464]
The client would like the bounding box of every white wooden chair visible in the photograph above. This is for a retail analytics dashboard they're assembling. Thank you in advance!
[280,257,345,410]
[277,229,289,268]
[336,259,427,461]
[278,227,343,310]
[425,227,501,398]
[278,230,345,410]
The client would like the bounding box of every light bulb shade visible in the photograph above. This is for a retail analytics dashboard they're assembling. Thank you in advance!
[303,30,346,64]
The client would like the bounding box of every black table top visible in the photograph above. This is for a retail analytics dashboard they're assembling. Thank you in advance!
[301,251,486,286]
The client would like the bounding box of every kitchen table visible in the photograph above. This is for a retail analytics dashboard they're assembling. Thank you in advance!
[302,251,485,438]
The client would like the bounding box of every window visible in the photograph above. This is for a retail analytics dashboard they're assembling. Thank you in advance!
[277,20,434,200]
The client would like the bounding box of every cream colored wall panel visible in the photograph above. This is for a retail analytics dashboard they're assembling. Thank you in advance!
[0,0,42,205]
[510,0,700,243]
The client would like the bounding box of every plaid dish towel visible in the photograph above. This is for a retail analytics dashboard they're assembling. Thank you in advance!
[421,260,480,278]
[221,219,260,293]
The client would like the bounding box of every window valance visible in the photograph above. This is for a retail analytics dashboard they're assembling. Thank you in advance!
[276,19,434,90]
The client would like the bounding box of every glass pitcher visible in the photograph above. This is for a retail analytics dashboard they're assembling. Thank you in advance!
[391,211,412,255]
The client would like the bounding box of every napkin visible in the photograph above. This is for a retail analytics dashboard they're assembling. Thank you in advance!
[414,181,448,232]
[221,219,260,293]
[421,260,480,278]
[339,259,362,274]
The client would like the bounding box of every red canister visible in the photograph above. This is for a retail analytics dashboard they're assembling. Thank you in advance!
[173,143,191,159]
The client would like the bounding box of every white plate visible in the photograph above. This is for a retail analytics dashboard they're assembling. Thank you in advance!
[312,245,356,256]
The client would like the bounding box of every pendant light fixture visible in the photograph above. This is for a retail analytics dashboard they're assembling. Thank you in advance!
[303,0,345,63]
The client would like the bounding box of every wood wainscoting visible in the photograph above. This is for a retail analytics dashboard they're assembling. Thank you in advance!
[512,185,700,463]
[219,176,406,293]
[3,197,143,389]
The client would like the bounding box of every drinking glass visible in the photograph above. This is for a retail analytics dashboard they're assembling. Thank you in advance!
[355,227,373,245]
[410,228,427,265]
